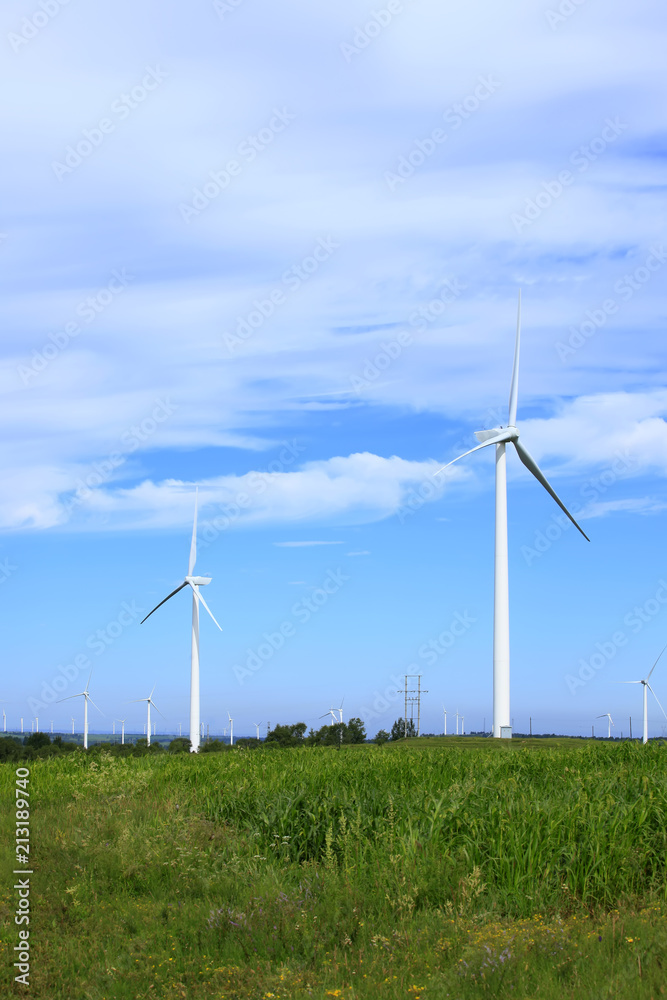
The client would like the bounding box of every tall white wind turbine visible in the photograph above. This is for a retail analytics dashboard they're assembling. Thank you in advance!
[57,672,103,749]
[116,718,126,745]
[442,706,447,736]
[130,687,165,748]
[597,713,614,739]
[618,644,667,744]
[228,711,234,746]
[254,721,262,740]
[320,708,338,724]
[141,489,222,753]
[437,293,589,738]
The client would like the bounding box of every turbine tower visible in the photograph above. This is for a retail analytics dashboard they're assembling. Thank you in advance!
[597,713,614,739]
[56,672,102,749]
[116,718,126,745]
[141,488,222,753]
[130,687,164,748]
[228,711,234,746]
[254,721,262,740]
[437,293,589,738]
[618,644,667,744]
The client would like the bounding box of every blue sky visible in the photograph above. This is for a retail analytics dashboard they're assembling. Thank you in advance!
[2,0,667,739]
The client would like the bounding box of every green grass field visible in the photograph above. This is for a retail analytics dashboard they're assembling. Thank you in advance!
[2,740,666,998]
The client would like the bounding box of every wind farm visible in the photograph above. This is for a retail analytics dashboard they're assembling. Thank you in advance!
[4,2,667,994]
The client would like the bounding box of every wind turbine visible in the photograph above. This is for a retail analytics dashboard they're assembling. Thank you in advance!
[71,717,75,735]
[115,719,126,745]
[618,644,667,744]
[597,713,614,739]
[336,698,344,723]
[442,706,447,736]
[2,707,6,733]
[57,672,103,749]
[141,488,222,753]
[320,708,338,725]
[130,687,164,748]
[436,292,589,738]
[228,711,234,746]
[254,721,262,740]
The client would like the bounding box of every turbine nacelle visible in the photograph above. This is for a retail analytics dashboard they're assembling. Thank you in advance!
[474,426,519,445]
[187,575,212,587]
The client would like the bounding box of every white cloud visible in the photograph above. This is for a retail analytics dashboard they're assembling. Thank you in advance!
[580,497,667,520]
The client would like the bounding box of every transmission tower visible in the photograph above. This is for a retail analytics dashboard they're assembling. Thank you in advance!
[398,675,428,737]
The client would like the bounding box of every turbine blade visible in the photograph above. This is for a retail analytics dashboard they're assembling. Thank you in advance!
[433,430,513,478]
[513,440,590,541]
[508,289,521,426]
[646,684,667,722]
[189,583,223,631]
[646,641,667,682]
[152,703,167,720]
[87,696,105,717]
[141,581,189,624]
[56,693,85,703]
[128,698,148,704]
[188,487,198,576]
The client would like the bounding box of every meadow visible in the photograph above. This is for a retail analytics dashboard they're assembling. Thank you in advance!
[1,739,666,999]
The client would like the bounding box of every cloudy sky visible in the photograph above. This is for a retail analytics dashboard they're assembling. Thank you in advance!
[2,0,666,739]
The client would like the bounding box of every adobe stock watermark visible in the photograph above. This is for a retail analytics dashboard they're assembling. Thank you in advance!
[340,1,414,63]
[565,580,667,695]
[0,558,18,585]
[27,600,145,713]
[179,108,296,223]
[213,0,246,18]
[349,276,465,395]
[197,439,306,549]
[61,398,178,517]
[545,0,589,31]
[511,117,628,233]
[17,269,133,386]
[384,76,501,191]
[8,0,72,54]
[223,237,340,354]
[521,451,636,566]
[51,68,167,180]
[555,246,667,362]
[233,568,349,684]
[359,610,476,725]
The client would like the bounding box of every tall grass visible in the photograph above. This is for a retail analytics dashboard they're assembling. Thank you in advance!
[1,741,666,998]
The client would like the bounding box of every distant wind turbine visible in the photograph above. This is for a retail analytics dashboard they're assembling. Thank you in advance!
[57,671,103,749]
[320,708,338,724]
[141,488,222,753]
[597,713,614,739]
[437,292,589,738]
[442,706,447,736]
[130,687,164,748]
[2,707,6,733]
[228,711,234,746]
[254,722,262,740]
[115,719,126,745]
[617,643,667,744]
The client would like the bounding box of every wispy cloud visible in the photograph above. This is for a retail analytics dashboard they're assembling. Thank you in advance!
[580,497,667,520]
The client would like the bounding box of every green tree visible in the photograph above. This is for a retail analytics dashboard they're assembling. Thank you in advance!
[390,718,416,740]
[265,723,307,747]
[23,732,51,749]
[374,729,390,745]
[168,737,192,753]
[344,717,366,744]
